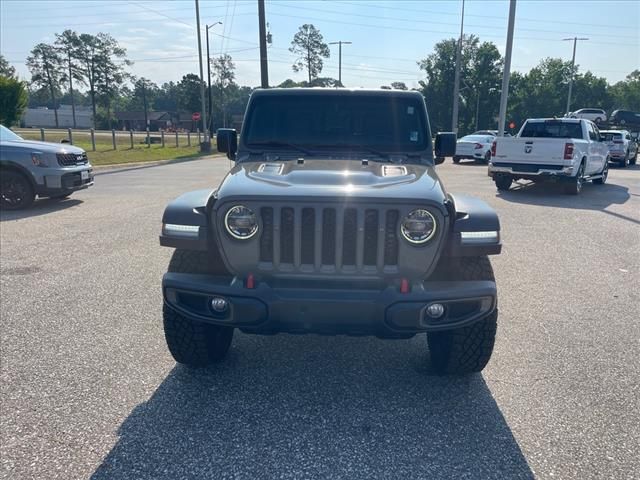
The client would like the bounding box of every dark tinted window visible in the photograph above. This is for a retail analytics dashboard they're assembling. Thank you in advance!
[244,94,428,151]
[520,121,583,139]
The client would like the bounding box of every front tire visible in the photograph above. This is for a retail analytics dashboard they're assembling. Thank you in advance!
[0,171,35,210]
[163,249,234,367]
[427,256,498,375]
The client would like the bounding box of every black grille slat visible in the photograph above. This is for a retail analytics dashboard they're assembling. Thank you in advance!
[301,208,315,265]
[57,152,88,166]
[384,210,399,266]
[321,209,336,265]
[342,209,357,266]
[363,210,379,266]
[280,207,294,264]
[259,207,274,262]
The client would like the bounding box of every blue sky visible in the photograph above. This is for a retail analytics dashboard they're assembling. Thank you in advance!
[1,0,638,89]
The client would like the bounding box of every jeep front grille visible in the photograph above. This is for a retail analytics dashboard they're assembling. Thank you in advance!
[259,205,399,274]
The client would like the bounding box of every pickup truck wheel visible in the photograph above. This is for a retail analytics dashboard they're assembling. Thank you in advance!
[593,160,608,185]
[453,156,461,164]
[564,162,585,195]
[494,175,512,191]
[427,256,498,375]
[163,249,234,367]
[0,171,35,210]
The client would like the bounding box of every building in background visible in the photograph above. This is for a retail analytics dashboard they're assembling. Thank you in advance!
[22,105,93,129]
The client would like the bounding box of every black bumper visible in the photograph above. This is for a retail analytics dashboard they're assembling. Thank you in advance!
[162,273,497,337]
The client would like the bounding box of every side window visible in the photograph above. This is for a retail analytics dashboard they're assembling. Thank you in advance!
[587,124,598,141]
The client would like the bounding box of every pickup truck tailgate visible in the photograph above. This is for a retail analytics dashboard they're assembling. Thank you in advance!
[493,137,568,165]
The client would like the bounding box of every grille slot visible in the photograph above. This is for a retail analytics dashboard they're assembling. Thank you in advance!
[258,205,400,274]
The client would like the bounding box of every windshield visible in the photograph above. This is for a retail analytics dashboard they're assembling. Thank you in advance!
[601,132,622,141]
[520,121,583,139]
[243,94,429,152]
[0,125,23,142]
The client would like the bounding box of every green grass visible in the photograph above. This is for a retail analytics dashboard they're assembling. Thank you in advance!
[15,129,214,166]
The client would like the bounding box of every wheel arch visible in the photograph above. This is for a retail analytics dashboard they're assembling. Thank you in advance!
[0,161,37,189]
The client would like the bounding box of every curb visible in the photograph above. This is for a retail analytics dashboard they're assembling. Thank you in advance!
[93,154,224,175]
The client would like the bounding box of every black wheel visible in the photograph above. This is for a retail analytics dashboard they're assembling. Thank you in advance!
[0,170,35,210]
[427,256,498,375]
[593,159,608,185]
[453,156,461,164]
[494,174,512,191]
[620,151,629,168]
[163,249,233,367]
[484,151,491,164]
[564,161,585,195]
[594,117,602,124]
[632,149,638,165]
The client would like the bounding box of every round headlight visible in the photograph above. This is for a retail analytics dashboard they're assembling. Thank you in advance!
[401,209,436,244]
[225,205,258,240]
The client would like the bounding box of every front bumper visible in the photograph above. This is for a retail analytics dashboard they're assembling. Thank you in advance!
[162,272,497,337]
[36,168,94,196]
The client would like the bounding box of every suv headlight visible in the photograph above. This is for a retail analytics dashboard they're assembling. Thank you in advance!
[224,205,258,239]
[400,209,436,244]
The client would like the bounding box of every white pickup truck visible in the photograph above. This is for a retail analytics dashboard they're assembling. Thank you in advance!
[488,118,610,194]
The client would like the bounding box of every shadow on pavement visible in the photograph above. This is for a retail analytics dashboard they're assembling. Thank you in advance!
[497,180,636,224]
[92,335,533,479]
[0,198,83,221]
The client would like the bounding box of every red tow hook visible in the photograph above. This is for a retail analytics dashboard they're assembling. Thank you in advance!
[246,273,255,289]
[400,278,410,294]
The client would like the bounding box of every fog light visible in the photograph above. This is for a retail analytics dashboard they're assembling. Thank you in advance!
[210,297,229,313]
[425,303,445,318]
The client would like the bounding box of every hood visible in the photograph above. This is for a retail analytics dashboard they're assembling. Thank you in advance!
[216,159,447,203]
[0,139,85,155]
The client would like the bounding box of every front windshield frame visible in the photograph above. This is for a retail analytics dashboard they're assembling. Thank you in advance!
[242,94,430,155]
[0,125,24,142]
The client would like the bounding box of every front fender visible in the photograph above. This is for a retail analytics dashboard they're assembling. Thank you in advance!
[160,189,214,251]
[447,194,502,256]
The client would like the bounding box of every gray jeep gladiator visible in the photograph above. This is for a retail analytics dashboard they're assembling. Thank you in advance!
[160,89,502,374]
[0,125,93,209]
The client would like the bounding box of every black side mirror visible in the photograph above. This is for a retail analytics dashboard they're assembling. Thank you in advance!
[434,132,457,162]
[216,128,237,160]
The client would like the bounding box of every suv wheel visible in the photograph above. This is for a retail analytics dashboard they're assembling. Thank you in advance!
[0,171,35,210]
[494,174,512,191]
[564,162,585,195]
[453,156,461,164]
[594,117,602,124]
[427,256,498,375]
[621,151,629,168]
[163,250,234,367]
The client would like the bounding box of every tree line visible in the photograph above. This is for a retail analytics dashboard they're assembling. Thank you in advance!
[1,23,638,135]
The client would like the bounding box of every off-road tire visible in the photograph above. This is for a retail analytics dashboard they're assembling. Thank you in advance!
[163,249,234,367]
[0,170,35,210]
[564,161,585,195]
[427,256,498,375]
[494,175,512,191]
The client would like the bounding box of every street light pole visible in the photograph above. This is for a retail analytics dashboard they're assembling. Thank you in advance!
[206,22,222,134]
[451,0,465,133]
[497,0,517,137]
[563,37,589,115]
[329,41,352,86]
[194,0,209,150]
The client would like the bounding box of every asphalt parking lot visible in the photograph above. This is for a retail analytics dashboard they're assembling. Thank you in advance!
[1,157,638,479]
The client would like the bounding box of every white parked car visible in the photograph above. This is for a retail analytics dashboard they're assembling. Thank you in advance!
[453,134,495,164]
[489,118,609,195]
[600,130,638,167]
[569,108,607,124]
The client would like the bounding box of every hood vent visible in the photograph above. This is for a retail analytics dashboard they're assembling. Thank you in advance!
[382,165,408,177]
[257,163,284,175]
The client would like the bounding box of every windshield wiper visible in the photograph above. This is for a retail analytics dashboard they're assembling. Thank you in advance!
[248,141,313,156]
[308,144,390,160]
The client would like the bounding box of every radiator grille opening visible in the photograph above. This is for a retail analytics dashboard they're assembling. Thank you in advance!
[342,208,358,266]
[301,208,315,264]
[363,209,379,266]
[321,208,337,265]
[259,207,274,262]
[384,210,399,265]
[280,207,294,264]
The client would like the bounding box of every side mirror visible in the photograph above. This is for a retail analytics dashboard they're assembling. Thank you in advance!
[216,128,237,160]
[434,132,457,161]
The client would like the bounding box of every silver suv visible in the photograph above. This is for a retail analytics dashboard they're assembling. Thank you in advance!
[0,125,93,209]
[569,108,607,124]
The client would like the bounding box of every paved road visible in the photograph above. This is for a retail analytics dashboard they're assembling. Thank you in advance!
[1,158,639,479]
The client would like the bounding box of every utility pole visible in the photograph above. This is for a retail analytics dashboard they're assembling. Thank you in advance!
[142,81,148,131]
[258,0,269,88]
[451,0,465,133]
[563,37,588,115]
[67,51,77,129]
[497,0,517,137]
[206,22,222,134]
[195,0,209,150]
[329,41,352,86]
